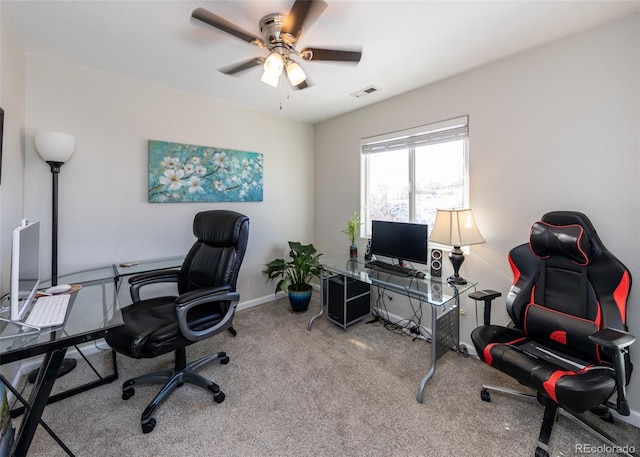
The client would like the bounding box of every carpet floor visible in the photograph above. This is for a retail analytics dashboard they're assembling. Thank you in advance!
[12,296,640,456]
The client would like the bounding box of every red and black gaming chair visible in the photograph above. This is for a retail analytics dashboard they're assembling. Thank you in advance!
[471,211,636,457]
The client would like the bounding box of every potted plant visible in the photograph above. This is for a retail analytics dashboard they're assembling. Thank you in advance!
[263,241,323,312]
[342,212,360,258]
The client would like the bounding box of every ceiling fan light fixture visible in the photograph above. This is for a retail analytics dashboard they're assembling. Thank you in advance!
[261,69,281,87]
[263,52,284,76]
[285,60,306,86]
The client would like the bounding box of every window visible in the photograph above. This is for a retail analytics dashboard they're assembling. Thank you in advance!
[361,116,469,237]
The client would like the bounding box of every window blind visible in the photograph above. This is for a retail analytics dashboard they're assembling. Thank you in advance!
[361,115,468,155]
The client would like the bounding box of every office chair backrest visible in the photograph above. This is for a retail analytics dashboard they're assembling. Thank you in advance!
[506,211,631,365]
[178,210,250,294]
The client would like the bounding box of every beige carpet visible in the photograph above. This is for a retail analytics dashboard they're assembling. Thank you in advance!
[12,296,640,456]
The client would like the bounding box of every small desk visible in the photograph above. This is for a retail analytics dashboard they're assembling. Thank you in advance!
[309,256,476,403]
[0,270,124,457]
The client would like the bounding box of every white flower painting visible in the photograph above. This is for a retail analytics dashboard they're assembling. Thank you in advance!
[148,140,263,203]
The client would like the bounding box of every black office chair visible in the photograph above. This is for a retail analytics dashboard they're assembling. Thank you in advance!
[471,211,636,457]
[106,210,249,433]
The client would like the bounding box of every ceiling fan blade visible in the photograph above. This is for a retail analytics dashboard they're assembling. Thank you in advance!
[219,57,265,75]
[192,8,264,47]
[281,0,328,44]
[300,47,362,63]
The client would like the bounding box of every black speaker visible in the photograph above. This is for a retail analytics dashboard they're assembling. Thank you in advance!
[364,238,372,261]
[430,249,442,278]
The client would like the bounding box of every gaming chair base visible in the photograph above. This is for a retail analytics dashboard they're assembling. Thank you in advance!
[480,384,639,457]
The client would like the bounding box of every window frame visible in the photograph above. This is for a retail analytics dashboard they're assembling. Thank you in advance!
[360,116,470,238]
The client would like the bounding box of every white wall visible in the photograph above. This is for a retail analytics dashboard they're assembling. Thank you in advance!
[0,2,27,382]
[314,14,640,424]
[0,2,27,293]
[20,56,315,307]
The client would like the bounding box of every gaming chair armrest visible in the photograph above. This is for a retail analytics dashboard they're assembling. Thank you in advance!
[128,269,180,302]
[175,286,239,342]
[468,290,502,326]
[589,328,636,416]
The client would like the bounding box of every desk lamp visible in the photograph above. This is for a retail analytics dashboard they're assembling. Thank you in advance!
[32,131,77,382]
[429,209,485,285]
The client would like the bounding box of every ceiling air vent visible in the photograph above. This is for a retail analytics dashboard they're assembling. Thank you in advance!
[351,85,380,98]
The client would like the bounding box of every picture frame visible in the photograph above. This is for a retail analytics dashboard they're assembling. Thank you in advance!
[148,140,263,203]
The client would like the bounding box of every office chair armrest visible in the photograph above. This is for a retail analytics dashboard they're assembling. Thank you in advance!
[589,327,636,416]
[128,269,180,302]
[176,285,232,304]
[175,287,239,342]
[468,290,502,326]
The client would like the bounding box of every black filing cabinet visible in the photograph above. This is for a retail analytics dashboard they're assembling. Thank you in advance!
[327,275,371,329]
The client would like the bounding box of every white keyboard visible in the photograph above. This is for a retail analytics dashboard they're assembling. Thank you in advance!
[24,294,70,328]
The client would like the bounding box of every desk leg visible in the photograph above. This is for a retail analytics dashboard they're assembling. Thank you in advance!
[13,348,68,457]
[417,285,461,403]
[417,304,438,403]
[307,270,327,331]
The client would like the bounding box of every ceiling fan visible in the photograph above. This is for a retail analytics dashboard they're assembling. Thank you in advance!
[191,0,362,90]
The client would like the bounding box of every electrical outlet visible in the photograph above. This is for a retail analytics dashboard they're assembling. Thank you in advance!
[459,308,467,316]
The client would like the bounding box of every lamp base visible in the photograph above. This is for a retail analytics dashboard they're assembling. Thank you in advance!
[447,275,468,285]
[27,358,77,384]
[447,246,467,285]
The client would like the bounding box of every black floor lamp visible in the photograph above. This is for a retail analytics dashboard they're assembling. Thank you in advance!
[32,130,78,380]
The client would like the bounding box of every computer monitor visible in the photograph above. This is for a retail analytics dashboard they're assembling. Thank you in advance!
[10,219,41,321]
[370,220,429,265]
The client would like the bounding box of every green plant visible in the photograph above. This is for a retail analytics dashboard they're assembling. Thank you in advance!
[263,242,323,293]
[341,212,360,246]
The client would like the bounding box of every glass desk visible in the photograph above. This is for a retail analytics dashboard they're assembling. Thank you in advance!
[309,255,477,403]
[0,257,184,456]
[1,270,123,457]
[112,256,184,297]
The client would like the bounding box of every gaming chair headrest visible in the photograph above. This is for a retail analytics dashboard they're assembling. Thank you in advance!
[193,210,249,247]
[529,221,590,266]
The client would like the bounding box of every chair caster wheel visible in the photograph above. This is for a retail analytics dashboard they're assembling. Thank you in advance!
[142,418,156,434]
[459,344,469,358]
[534,447,549,457]
[221,356,230,364]
[214,391,225,404]
[122,388,135,400]
[480,389,491,402]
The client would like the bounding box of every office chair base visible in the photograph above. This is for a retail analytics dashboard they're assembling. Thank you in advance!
[122,351,229,434]
[481,385,639,457]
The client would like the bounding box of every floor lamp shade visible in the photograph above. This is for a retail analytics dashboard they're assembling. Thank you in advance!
[34,131,76,164]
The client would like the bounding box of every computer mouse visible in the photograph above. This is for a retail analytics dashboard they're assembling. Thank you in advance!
[415,271,426,279]
[45,284,72,294]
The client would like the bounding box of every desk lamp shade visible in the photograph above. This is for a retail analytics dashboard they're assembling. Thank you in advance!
[429,209,485,284]
[34,131,76,164]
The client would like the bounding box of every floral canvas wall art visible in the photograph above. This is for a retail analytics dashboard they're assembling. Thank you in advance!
[148,140,263,203]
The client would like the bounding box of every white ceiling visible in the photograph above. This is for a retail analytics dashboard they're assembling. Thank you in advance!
[3,0,640,124]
